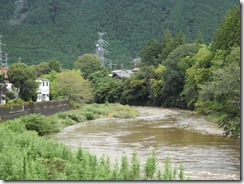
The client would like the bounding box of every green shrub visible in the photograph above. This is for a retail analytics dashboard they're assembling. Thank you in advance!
[20,114,60,136]
[83,105,109,116]
[67,113,86,123]
[62,117,77,127]
[7,98,25,105]
[56,112,69,119]
[83,111,96,120]
[81,103,139,119]
[5,91,16,101]
[5,119,26,134]
[112,112,134,118]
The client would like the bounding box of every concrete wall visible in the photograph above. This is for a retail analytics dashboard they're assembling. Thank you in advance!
[0,100,72,122]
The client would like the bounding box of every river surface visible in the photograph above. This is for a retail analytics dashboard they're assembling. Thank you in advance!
[51,106,240,180]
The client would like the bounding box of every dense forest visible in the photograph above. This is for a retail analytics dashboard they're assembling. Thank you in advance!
[0,0,239,68]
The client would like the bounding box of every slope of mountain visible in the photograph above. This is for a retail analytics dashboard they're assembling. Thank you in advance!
[0,0,239,68]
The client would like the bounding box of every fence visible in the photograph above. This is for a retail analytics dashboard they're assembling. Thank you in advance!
[0,100,72,121]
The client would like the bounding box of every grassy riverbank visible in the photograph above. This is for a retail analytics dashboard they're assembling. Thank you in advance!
[4,103,140,136]
[0,103,187,180]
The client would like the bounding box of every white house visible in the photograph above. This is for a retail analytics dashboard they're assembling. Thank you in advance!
[5,82,13,92]
[36,79,50,102]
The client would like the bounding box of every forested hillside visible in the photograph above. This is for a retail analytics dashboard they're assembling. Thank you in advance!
[0,0,239,68]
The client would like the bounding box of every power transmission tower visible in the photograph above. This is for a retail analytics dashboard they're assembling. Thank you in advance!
[0,35,4,66]
[95,32,114,69]
[2,52,8,68]
[0,36,8,68]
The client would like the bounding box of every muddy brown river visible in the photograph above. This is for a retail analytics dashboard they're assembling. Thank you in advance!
[51,106,240,180]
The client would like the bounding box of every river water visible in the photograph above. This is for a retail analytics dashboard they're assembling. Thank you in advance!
[51,106,240,180]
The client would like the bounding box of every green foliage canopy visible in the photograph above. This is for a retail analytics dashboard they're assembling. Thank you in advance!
[55,70,93,103]
[196,47,240,137]
[139,39,161,66]
[212,6,240,51]
[33,60,61,77]
[160,44,199,107]
[8,63,38,101]
[74,54,106,79]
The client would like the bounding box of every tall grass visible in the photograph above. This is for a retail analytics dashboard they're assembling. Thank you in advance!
[0,120,188,180]
[0,103,188,180]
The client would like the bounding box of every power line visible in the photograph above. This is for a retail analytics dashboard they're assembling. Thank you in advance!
[130,57,141,66]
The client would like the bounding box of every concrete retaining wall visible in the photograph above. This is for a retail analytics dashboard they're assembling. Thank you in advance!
[0,100,72,121]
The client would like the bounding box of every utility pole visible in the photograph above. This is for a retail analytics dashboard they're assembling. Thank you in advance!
[95,32,114,69]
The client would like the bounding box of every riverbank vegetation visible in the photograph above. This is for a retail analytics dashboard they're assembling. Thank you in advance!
[10,103,139,136]
[85,6,240,137]
[0,104,187,180]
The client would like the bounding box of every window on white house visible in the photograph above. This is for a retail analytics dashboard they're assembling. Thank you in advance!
[46,82,48,86]
[43,82,45,86]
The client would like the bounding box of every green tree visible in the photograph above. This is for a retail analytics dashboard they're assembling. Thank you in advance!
[33,60,61,77]
[74,54,106,79]
[120,66,153,105]
[56,70,93,103]
[196,47,240,137]
[93,76,122,103]
[160,44,199,107]
[181,46,213,109]
[161,29,175,60]
[138,38,161,66]
[211,6,240,51]
[195,31,204,45]
[174,31,186,48]
[87,70,109,85]
[8,63,38,101]
[149,64,166,106]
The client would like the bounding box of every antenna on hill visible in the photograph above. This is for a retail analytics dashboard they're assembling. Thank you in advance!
[95,32,114,69]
